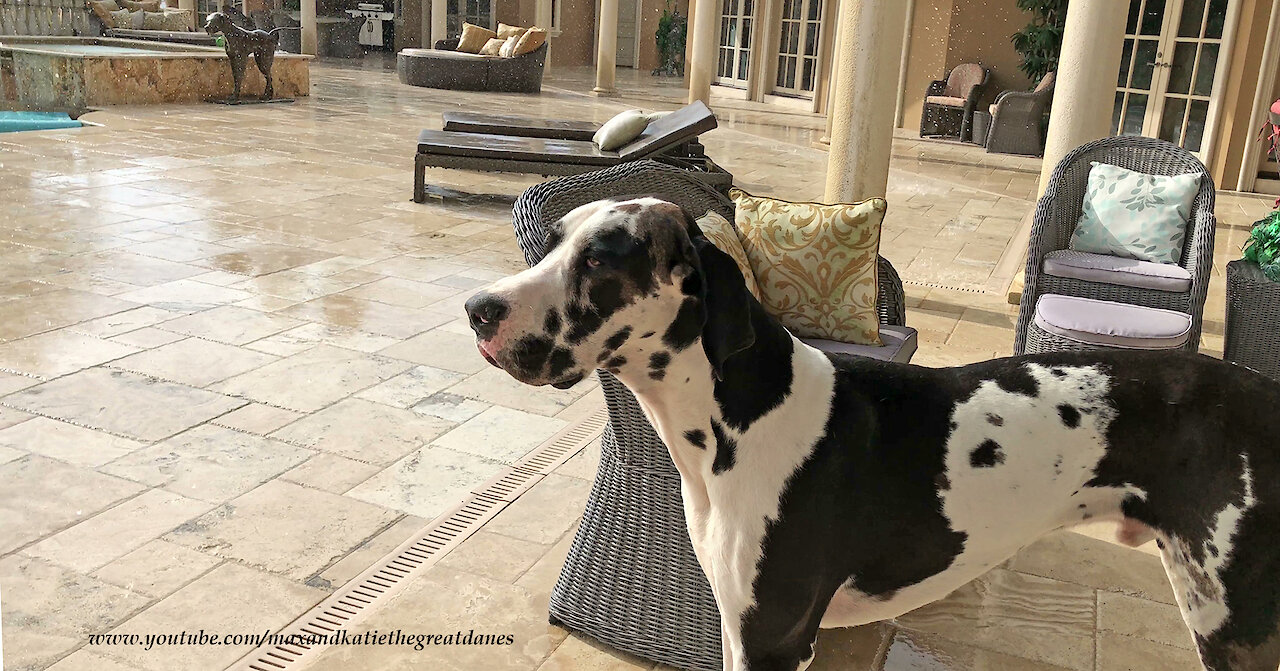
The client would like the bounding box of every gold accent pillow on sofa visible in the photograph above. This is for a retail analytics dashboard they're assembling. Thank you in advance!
[730,188,885,345]
[479,37,506,56]
[456,23,496,53]
[512,27,546,55]
[496,22,526,39]
[695,210,761,300]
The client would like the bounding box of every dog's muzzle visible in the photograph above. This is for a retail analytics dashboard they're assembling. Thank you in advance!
[464,292,509,367]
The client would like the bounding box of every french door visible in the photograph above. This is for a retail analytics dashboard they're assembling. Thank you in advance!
[1113,0,1230,155]
[446,0,492,34]
[716,0,753,88]
[773,0,821,97]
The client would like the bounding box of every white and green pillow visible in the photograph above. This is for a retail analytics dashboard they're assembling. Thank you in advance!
[1068,162,1201,265]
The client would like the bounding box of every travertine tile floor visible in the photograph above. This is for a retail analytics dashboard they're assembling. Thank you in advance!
[0,58,1273,671]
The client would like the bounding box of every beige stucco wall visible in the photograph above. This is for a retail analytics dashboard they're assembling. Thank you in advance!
[497,0,596,66]
[898,0,1034,130]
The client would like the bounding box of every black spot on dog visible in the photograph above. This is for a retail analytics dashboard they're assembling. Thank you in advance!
[649,370,666,381]
[935,473,951,491]
[1082,513,1093,520]
[604,356,626,369]
[640,331,655,338]
[1207,543,1219,558]
[1051,368,1067,378]
[597,351,611,363]
[605,327,632,351]
[710,419,736,475]
[547,348,575,379]
[1078,503,1087,509]
[649,351,671,371]
[995,366,1040,397]
[543,310,561,336]
[565,304,605,343]
[1057,404,1081,428]
[510,335,553,374]
[684,429,706,449]
[948,421,958,431]
[986,413,1004,426]
[969,439,1005,467]
[1053,456,1063,475]
[588,278,625,317]
[663,297,702,350]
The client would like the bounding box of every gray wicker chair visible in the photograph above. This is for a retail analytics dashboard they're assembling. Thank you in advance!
[511,160,910,671]
[985,71,1054,156]
[920,63,988,142]
[1014,136,1216,355]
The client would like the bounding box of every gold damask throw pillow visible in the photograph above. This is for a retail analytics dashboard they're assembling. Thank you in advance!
[695,210,761,300]
[730,188,885,345]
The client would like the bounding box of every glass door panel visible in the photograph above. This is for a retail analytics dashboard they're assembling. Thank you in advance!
[1112,0,1229,155]
[716,0,753,87]
[773,0,820,97]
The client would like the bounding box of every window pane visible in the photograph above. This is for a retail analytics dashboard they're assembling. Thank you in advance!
[1177,0,1205,37]
[1132,40,1159,90]
[802,58,815,91]
[807,0,821,21]
[1123,93,1148,135]
[1167,42,1197,94]
[739,49,750,79]
[1112,91,1126,135]
[1119,38,1135,86]
[1159,97,1187,143]
[741,19,751,47]
[1184,99,1209,151]
[1140,0,1165,35]
[1205,0,1227,38]
[804,22,818,56]
[1195,44,1219,96]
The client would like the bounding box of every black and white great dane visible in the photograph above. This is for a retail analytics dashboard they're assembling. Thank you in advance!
[464,197,1280,671]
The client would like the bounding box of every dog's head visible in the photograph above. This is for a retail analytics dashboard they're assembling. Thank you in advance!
[464,197,755,389]
[204,12,231,35]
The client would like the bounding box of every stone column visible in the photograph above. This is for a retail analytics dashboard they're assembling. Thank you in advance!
[177,0,195,28]
[431,0,447,43]
[536,0,553,71]
[823,0,908,202]
[301,0,318,56]
[1037,0,1128,193]
[686,0,718,105]
[594,0,619,95]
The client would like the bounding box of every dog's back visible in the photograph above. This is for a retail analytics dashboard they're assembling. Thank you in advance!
[825,350,1280,669]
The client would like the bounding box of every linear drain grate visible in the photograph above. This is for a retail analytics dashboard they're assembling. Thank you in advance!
[227,407,608,671]
[903,279,988,294]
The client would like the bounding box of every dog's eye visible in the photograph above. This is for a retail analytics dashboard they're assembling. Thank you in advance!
[585,256,602,268]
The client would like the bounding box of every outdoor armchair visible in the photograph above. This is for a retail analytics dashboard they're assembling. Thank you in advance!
[920,63,988,142]
[985,71,1055,156]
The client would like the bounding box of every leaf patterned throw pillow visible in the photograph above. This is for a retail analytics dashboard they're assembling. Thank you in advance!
[1068,162,1202,265]
[730,188,884,346]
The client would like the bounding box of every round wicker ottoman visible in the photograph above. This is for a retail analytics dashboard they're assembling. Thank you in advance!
[1025,294,1193,354]
[1224,260,1280,381]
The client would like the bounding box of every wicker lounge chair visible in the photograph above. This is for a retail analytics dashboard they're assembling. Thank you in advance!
[511,160,915,671]
[414,101,728,203]
[1014,136,1216,355]
[985,71,1055,156]
[920,63,988,142]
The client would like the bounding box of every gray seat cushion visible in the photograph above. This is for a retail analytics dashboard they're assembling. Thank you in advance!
[801,325,918,363]
[1043,249,1192,293]
[1033,294,1191,350]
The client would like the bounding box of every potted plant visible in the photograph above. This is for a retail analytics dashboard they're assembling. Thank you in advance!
[1224,201,1280,380]
[1010,0,1067,84]
[652,0,686,77]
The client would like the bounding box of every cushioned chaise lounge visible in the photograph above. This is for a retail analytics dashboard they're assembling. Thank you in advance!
[414,101,728,202]
[441,111,600,141]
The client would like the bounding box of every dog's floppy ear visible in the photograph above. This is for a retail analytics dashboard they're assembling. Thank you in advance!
[685,213,755,379]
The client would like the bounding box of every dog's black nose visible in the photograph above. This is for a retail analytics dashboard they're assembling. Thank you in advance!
[464,292,510,338]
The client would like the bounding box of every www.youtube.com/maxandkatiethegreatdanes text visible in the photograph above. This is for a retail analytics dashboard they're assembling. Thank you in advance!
[86,629,516,651]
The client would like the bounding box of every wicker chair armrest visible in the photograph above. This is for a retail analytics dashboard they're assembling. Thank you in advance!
[875,257,907,327]
[434,38,459,50]
[925,80,947,97]
[991,90,1045,120]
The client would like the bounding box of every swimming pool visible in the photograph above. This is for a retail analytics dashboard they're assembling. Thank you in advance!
[0,111,83,133]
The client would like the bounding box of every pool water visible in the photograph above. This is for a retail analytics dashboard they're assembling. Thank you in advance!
[0,111,82,133]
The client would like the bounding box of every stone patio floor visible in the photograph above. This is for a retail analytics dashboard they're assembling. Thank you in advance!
[0,58,1273,671]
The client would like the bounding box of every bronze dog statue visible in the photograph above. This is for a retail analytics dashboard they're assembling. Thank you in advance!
[204,11,289,102]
